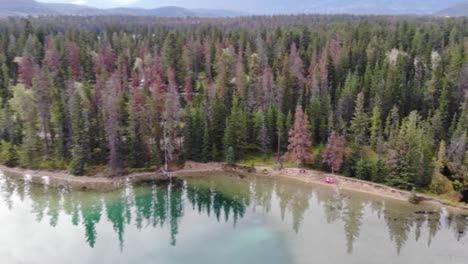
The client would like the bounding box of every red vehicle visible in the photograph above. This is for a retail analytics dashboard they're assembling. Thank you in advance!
[325,177,335,184]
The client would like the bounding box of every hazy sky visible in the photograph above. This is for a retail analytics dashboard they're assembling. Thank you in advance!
[36,0,295,11]
[37,0,215,9]
[38,0,141,8]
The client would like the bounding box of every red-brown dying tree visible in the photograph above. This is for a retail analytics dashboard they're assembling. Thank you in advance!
[322,131,346,174]
[285,105,312,166]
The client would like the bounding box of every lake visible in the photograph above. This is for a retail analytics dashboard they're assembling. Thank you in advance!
[0,171,467,264]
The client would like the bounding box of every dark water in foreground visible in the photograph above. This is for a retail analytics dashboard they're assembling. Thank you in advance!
[0,171,467,264]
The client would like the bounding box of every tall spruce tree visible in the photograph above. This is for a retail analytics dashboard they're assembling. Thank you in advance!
[69,88,89,176]
[350,92,369,147]
[9,84,41,168]
[223,94,248,161]
[184,105,204,161]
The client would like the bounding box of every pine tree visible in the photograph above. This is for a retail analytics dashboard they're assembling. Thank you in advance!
[387,111,434,188]
[5,143,19,168]
[183,106,194,160]
[355,155,373,181]
[147,77,163,167]
[276,110,286,157]
[32,68,53,154]
[215,47,235,106]
[436,140,448,171]
[350,92,369,146]
[226,146,235,166]
[127,89,147,168]
[266,106,277,151]
[184,105,204,161]
[369,105,382,149]
[384,105,401,143]
[201,117,212,162]
[43,41,60,74]
[448,102,467,166]
[285,105,312,166]
[345,92,370,177]
[0,56,10,103]
[182,44,193,102]
[308,96,321,143]
[162,32,182,81]
[67,41,80,80]
[103,73,122,176]
[9,84,42,168]
[18,56,34,88]
[319,95,332,143]
[257,114,270,158]
[223,94,248,160]
[211,96,227,160]
[322,131,345,174]
[69,89,89,176]
[162,95,178,170]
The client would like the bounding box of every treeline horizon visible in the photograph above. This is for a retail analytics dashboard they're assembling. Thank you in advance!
[0,15,466,194]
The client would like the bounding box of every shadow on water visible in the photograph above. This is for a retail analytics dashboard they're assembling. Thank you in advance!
[0,172,467,255]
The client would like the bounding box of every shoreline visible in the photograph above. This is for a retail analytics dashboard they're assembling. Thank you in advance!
[1,162,468,212]
[242,165,468,212]
[0,163,226,191]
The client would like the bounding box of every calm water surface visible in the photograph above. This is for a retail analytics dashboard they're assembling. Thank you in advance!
[0,171,467,264]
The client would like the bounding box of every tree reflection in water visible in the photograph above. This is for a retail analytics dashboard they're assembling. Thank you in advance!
[0,172,467,254]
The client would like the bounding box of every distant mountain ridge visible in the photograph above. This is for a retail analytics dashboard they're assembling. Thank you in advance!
[437,1,468,16]
[0,0,59,16]
[129,0,468,15]
[0,0,244,17]
[0,0,467,17]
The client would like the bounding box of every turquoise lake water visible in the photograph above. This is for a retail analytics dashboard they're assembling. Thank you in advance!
[0,171,467,264]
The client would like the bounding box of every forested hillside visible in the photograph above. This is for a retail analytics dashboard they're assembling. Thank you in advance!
[0,16,466,197]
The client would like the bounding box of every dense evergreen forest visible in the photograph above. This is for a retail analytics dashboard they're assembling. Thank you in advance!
[0,16,466,197]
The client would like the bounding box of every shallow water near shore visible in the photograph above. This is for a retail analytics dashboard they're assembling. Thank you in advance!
[0,171,467,264]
